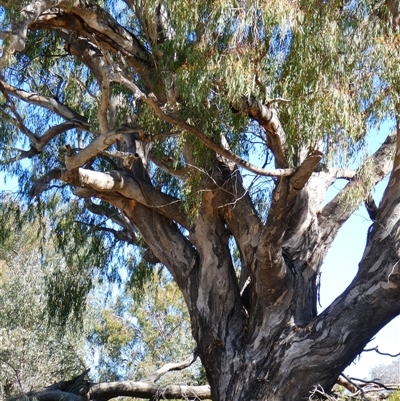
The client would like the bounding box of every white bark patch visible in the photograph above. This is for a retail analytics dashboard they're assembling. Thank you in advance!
[79,168,124,191]
[364,283,381,297]
[368,251,388,273]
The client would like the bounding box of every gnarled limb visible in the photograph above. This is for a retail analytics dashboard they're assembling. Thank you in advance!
[30,167,189,228]
[29,3,159,98]
[235,95,289,168]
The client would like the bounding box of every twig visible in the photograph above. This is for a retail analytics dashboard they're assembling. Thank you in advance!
[363,346,400,358]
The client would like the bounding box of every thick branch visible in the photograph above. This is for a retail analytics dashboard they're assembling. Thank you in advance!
[29,168,64,197]
[58,32,105,84]
[89,382,211,401]
[254,152,322,294]
[83,198,135,233]
[286,151,323,205]
[31,167,190,228]
[65,126,142,170]
[0,80,88,123]
[0,0,58,69]
[318,131,396,245]
[236,95,289,168]
[29,4,159,97]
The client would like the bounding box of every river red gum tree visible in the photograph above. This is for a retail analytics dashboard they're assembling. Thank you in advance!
[1,0,400,400]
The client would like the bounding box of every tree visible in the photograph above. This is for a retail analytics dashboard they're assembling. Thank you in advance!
[87,270,204,385]
[370,358,400,385]
[0,0,400,400]
[0,200,87,398]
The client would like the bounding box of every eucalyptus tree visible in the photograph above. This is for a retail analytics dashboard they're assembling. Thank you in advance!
[1,0,400,400]
[0,201,87,398]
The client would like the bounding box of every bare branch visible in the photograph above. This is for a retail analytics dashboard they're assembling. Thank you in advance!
[144,351,199,383]
[83,198,136,235]
[101,150,139,168]
[59,32,105,84]
[30,3,157,96]
[363,346,400,358]
[89,381,211,401]
[235,95,289,168]
[39,120,91,150]
[65,127,142,170]
[336,375,358,393]
[0,80,88,123]
[286,151,323,205]
[32,167,190,228]
[29,168,64,197]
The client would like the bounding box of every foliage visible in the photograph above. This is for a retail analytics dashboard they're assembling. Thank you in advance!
[370,358,400,384]
[87,270,204,385]
[0,200,87,398]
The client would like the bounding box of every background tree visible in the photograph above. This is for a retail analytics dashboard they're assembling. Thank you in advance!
[87,269,204,386]
[370,359,400,385]
[0,199,87,398]
[1,0,400,400]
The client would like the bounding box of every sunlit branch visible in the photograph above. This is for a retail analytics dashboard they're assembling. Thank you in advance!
[235,95,289,169]
[101,150,139,167]
[71,168,189,228]
[65,128,139,170]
